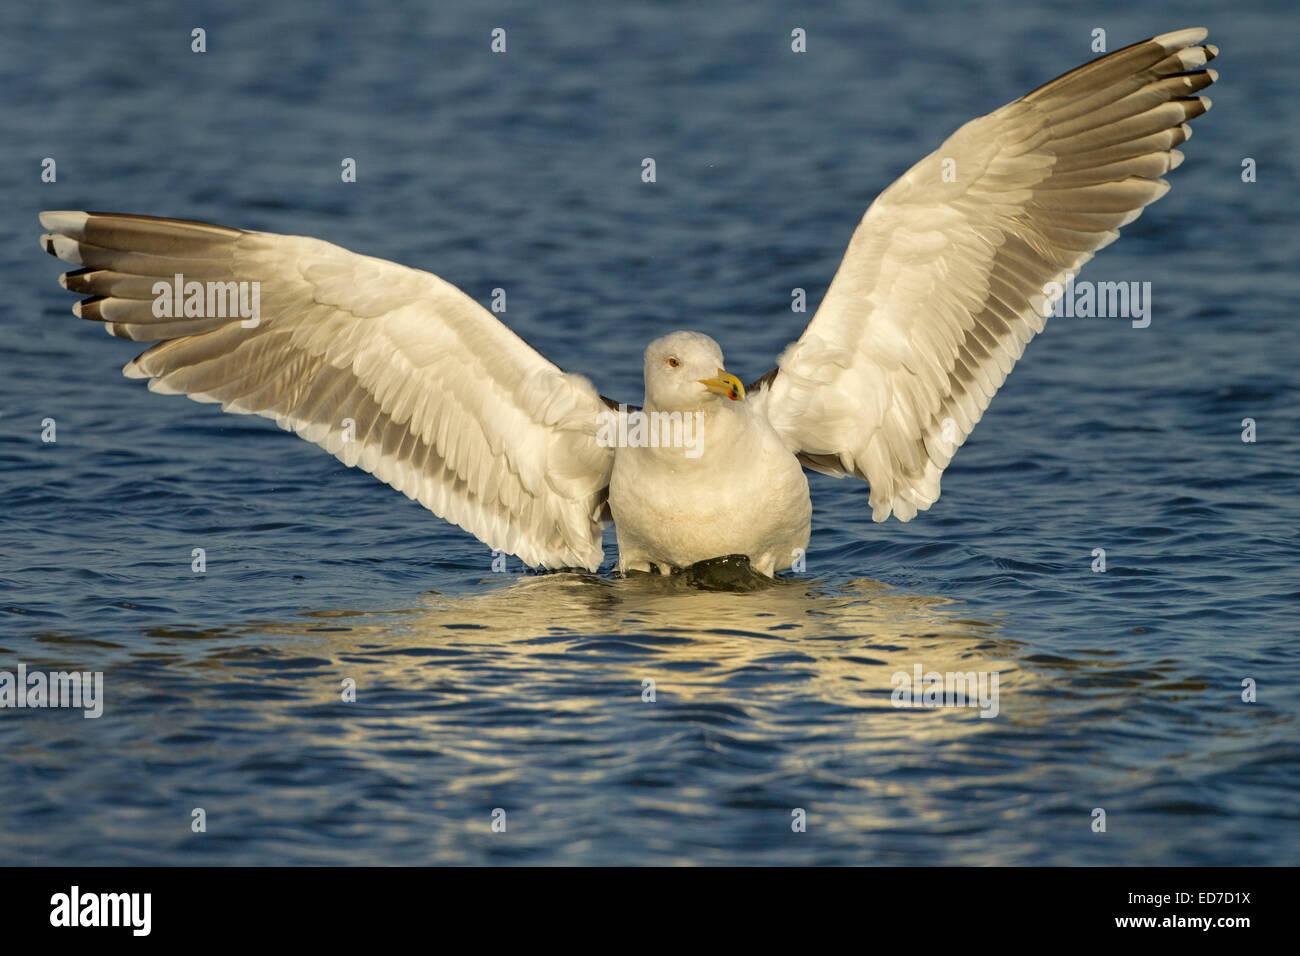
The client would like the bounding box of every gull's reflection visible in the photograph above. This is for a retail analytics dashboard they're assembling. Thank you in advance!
[222,573,1057,727]
[111,571,1215,741]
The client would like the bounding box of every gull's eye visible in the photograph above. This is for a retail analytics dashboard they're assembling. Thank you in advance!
[667,357,679,368]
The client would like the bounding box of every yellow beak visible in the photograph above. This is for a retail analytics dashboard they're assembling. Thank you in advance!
[698,369,746,402]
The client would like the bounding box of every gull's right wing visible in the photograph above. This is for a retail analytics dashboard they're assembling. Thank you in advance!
[752,28,1217,521]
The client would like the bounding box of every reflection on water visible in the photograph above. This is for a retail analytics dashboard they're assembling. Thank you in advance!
[233,572,1021,717]
[6,570,1293,866]
[167,572,1212,729]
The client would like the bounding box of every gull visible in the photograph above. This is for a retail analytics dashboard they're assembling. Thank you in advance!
[38,29,1217,577]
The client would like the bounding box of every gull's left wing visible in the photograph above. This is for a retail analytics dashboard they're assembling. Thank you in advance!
[38,211,614,570]
[752,28,1217,521]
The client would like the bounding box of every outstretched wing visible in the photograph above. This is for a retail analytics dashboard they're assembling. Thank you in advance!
[39,211,613,570]
[755,28,1217,521]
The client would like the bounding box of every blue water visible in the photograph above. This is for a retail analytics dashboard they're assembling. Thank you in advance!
[1,0,1297,865]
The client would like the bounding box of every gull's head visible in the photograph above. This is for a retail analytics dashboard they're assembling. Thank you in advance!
[642,330,745,412]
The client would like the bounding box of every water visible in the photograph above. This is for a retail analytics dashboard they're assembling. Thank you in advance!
[1,0,1297,865]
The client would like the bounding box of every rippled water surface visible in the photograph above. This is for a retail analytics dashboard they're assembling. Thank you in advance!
[1,0,1297,864]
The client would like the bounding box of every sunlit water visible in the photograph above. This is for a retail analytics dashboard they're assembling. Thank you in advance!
[1,0,1297,864]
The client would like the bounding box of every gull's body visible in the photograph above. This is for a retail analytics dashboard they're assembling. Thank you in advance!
[609,333,812,575]
[37,29,1218,577]
[611,414,812,577]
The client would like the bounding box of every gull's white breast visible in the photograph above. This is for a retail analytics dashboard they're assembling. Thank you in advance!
[608,404,811,576]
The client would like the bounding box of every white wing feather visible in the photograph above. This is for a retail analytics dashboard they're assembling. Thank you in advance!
[39,211,613,570]
[760,28,1217,521]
